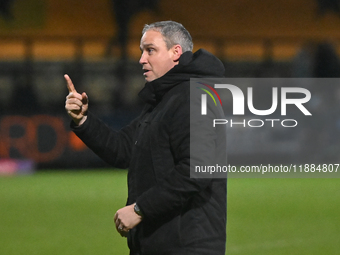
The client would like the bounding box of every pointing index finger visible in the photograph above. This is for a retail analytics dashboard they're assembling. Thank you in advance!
[64,74,77,93]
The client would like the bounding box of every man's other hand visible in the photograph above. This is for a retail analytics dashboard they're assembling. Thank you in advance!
[114,203,142,237]
[64,74,88,126]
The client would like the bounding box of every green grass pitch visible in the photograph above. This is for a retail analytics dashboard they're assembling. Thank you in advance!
[0,170,339,255]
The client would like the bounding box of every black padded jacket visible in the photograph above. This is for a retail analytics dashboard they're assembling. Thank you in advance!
[72,49,227,255]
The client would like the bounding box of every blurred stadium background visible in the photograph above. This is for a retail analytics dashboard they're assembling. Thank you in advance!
[0,0,340,254]
[1,0,340,169]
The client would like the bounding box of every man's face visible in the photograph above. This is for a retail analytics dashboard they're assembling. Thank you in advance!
[139,30,180,82]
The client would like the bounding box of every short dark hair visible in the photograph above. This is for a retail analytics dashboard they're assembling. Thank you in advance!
[142,21,193,52]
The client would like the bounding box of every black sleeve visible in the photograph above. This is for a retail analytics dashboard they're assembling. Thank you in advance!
[71,111,140,169]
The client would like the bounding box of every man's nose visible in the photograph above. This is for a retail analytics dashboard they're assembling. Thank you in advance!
[139,52,147,65]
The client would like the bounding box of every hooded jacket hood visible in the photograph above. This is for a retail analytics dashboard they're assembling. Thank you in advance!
[138,49,225,105]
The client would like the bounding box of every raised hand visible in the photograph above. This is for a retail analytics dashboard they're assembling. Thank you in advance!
[64,74,89,126]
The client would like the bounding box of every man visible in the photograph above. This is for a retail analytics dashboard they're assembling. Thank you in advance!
[65,21,226,255]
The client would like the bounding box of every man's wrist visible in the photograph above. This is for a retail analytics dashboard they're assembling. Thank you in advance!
[134,203,144,218]
[74,116,88,126]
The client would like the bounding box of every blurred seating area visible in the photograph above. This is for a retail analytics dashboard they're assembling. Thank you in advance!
[1,34,340,61]
[1,0,340,115]
[0,34,340,115]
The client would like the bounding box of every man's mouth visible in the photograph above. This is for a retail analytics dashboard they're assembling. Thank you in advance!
[143,69,151,76]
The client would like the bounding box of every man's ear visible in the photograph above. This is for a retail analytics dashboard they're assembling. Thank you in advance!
[172,44,183,62]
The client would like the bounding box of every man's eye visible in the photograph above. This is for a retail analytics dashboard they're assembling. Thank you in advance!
[147,48,154,53]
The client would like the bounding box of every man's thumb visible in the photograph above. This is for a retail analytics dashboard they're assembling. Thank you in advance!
[82,92,89,105]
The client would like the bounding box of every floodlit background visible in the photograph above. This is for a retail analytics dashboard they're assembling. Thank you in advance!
[0,0,340,254]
